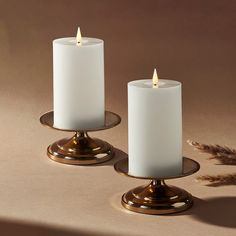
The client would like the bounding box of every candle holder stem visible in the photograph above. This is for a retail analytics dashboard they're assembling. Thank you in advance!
[152,179,162,186]
[74,131,94,149]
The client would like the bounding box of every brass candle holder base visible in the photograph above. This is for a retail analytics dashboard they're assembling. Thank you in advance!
[40,111,121,165]
[114,157,200,215]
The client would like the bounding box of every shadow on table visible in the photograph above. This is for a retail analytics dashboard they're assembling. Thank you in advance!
[0,218,120,236]
[175,196,236,228]
[95,148,128,166]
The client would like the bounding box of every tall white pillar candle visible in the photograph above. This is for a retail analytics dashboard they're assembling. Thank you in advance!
[128,72,182,177]
[53,28,104,130]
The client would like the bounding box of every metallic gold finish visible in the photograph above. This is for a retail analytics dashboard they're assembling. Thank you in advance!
[47,131,114,165]
[114,157,200,180]
[114,157,200,215]
[40,111,121,165]
[121,180,193,215]
[40,111,121,132]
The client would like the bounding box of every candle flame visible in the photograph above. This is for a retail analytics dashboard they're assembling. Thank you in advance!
[152,68,158,87]
[76,27,82,46]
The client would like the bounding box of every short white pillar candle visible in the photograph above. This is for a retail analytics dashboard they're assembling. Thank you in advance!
[53,27,104,130]
[128,69,182,177]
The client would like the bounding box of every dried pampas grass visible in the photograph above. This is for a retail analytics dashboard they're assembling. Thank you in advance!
[187,140,236,165]
[187,140,236,186]
[197,174,236,187]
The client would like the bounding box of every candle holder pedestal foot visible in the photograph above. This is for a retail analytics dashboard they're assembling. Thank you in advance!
[40,111,121,165]
[114,157,200,215]
[47,131,114,165]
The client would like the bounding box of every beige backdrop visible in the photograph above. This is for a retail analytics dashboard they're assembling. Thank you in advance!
[0,0,235,235]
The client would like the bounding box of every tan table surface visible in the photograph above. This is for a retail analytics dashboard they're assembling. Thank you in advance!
[0,0,235,235]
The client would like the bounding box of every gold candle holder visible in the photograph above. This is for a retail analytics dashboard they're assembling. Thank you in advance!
[40,111,121,165]
[114,157,200,215]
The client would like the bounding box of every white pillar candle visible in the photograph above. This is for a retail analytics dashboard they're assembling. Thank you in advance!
[53,28,104,130]
[128,70,182,177]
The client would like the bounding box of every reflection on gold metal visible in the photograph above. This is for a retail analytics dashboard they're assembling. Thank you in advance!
[40,111,121,165]
[76,27,82,46]
[152,68,158,88]
[40,111,121,132]
[114,157,200,215]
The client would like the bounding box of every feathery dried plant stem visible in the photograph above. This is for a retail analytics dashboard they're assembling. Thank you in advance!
[197,174,236,185]
[187,140,236,156]
[188,140,236,185]
[187,140,236,164]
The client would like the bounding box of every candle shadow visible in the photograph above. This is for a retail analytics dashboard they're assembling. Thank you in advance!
[171,196,236,228]
[95,148,128,166]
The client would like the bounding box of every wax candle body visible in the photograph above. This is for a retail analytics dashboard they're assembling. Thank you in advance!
[53,37,104,130]
[128,79,182,177]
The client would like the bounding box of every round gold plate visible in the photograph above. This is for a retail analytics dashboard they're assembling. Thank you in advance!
[114,157,200,215]
[40,111,121,165]
[40,111,121,132]
[114,157,200,179]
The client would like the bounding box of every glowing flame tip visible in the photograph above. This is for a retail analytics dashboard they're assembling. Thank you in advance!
[152,68,158,87]
[76,27,82,45]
